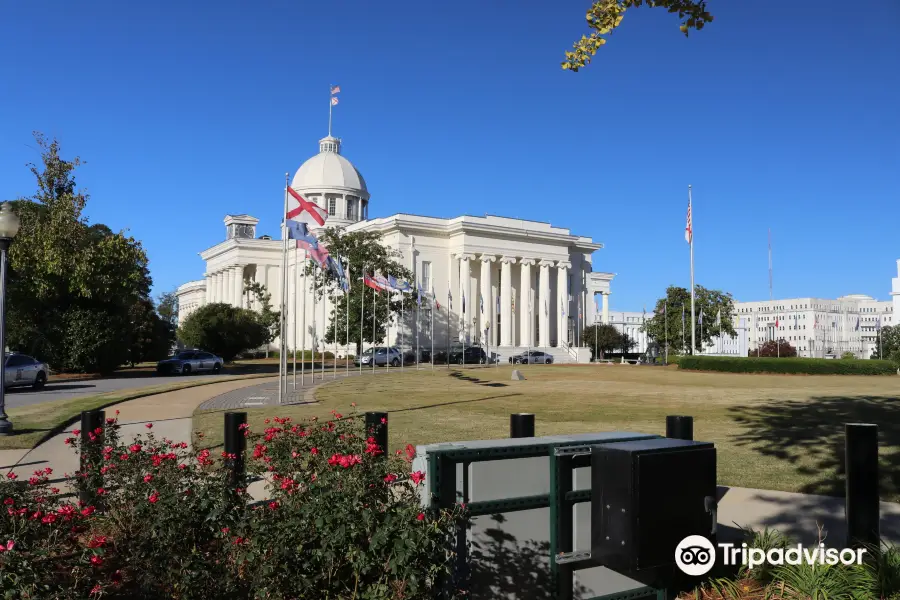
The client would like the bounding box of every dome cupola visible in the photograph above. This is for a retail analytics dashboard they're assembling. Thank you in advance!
[290,135,369,229]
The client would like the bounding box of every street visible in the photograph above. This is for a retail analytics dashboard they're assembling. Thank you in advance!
[4,373,235,409]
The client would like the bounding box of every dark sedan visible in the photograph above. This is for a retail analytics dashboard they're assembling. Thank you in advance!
[509,350,553,365]
[448,347,487,365]
[157,351,223,375]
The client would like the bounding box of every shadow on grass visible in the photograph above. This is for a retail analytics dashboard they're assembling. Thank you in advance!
[449,370,508,388]
[730,395,900,500]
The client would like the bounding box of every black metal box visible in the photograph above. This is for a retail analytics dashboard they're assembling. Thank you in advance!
[591,438,716,571]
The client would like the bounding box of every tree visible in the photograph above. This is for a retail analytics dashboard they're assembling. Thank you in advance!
[245,281,280,346]
[755,339,797,358]
[177,303,269,362]
[7,133,158,373]
[125,298,176,366]
[582,323,635,360]
[642,285,735,354]
[871,325,900,361]
[304,229,414,355]
[563,0,714,71]
[156,290,179,330]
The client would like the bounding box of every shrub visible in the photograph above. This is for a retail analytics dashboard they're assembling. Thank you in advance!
[754,339,797,358]
[0,412,464,599]
[678,355,898,375]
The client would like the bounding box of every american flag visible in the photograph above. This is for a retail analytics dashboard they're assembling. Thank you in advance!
[330,85,341,95]
[684,197,693,244]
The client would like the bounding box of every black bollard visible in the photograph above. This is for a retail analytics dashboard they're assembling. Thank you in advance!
[666,415,694,441]
[365,412,388,457]
[846,423,880,549]
[224,412,247,490]
[510,413,535,438]
[79,410,105,507]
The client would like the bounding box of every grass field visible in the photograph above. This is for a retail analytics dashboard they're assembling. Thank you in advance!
[193,365,900,501]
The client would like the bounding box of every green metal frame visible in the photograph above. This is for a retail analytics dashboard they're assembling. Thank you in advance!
[425,435,667,600]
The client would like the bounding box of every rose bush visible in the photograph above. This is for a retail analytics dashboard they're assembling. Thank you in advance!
[0,410,464,599]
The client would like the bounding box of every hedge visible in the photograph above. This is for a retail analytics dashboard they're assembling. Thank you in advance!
[677,355,899,375]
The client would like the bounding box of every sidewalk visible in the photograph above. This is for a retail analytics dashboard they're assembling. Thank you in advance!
[717,485,900,546]
[0,376,278,483]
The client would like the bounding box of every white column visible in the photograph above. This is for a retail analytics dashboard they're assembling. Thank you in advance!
[203,274,212,305]
[602,292,610,324]
[479,255,495,344]
[458,254,474,343]
[489,268,497,347]
[500,257,514,346]
[216,272,225,304]
[519,259,534,347]
[236,266,246,308]
[221,269,232,306]
[538,260,552,348]
[556,261,571,347]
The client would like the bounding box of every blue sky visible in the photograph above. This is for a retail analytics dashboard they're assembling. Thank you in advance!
[1,0,898,311]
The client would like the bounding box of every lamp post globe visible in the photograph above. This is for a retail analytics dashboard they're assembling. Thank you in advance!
[0,202,20,435]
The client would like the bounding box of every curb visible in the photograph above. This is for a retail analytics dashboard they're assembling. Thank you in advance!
[28,374,276,450]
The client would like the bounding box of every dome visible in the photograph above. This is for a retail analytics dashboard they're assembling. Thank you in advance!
[291,136,368,196]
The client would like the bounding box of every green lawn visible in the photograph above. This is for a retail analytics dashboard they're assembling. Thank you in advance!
[193,365,900,501]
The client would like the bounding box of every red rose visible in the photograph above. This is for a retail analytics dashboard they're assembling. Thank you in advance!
[409,471,426,485]
[148,491,160,504]
[90,555,103,566]
[416,513,425,521]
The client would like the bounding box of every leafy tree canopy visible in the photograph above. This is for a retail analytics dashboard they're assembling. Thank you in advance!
[642,285,736,354]
[581,323,635,360]
[7,133,159,373]
[177,303,269,362]
[871,325,900,363]
[303,229,414,354]
[563,0,714,71]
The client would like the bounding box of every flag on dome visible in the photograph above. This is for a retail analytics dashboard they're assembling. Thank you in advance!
[286,186,327,227]
[331,85,341,95]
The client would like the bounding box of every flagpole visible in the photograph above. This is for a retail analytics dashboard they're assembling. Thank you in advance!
[321,282,326,381]
[431,286,437,371]
[359,267,365,375]
[292,245,298,390]
[664,299,669,365]
[278,173,289,405]
[372,285,377,375]
[312,269,318,382]
[328,87,333,138]
[345,262,350,378]
[687,185,696,356]
[301,250,307,386]
[446,288,451,371]
[400,294,404,374]
[416,291,420,370]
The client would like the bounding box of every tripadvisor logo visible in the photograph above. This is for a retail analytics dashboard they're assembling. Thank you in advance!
[675,536,867,576]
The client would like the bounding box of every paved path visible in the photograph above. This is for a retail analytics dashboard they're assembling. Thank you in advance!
[0,377,278,485]
[5,373,241,409]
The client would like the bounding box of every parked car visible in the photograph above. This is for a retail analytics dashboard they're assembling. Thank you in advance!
[354,347,403,367]
[509,350,553,365]
[448,347,487,365]
[156,350,224,375]
[4,353,49,390]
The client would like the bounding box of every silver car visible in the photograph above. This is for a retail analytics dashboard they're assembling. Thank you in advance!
[355,347,403,367]
[156,350,224,375]
[4,354,50,390]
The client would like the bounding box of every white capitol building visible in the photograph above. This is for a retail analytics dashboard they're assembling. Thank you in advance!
[176,134,617,363]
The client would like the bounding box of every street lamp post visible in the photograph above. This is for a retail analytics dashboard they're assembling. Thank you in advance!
[0,203,21,435]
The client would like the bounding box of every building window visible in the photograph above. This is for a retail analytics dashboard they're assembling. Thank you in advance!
[328,198,337,216]
[421,261,432,292]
